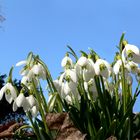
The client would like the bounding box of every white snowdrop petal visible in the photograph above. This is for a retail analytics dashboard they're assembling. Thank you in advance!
[5,93,13,104]
[22,99,30,112]
[0,91,4,100]
[32,65,40,75]
[61,56,73,68]
[64,82,71,95]
[75,63,83,76]
[27,95,36,108]
[83,70,92,82]
[0,86,6,100]
[53,79,61,92]
[68,69,77,83]
[31,106,38,117]
[132,54,140,64]
[21,76,29,85]
[16,94,26,107]
[125,44,140,55]
[100,69,109,79]
[65,95,72,103]
[94,63,100,75]
[84,82,88,92]
[9,85,17,99]
[16,60,27,66]
[77,56,88,67]
[13,101,18,112]
[67,81,77,91]
[59,72,66,85]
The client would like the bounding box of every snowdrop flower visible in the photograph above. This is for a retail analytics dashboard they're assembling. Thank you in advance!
[31,63,46,80]
[13,93,30,112]
[26,95,39,117]
[83,58,95,82]
[122,44,140,64]
[21,71,38,89]
[0,83,17,104]
[113,60,122,75]
[84,78,98,100]
[59,69,77,84]
[13,94,38,117]
[76,57,95,81]
[94,59,112,79]
[59,69,78,96]
[63,81,77,95]
[61,55,73,68]
[77,56,88,67]
[125,61,138,74]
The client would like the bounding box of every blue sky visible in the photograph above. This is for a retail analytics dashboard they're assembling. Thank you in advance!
[0,0,140,111]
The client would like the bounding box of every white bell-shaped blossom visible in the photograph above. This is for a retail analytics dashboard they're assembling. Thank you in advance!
[13,93,30,112]
[59,69,78,96]
[14,93,26,108]
[122,44,140,64]
[26,95,36,108]
[31,63,46,80]
[113,60,122,75]
[76,57,95,81]
[77,56,88,67]
[21,71,39,89]
[0,83,17,104]
[13,94,38,117]
[59,69,77,84]
[61,55,73,68]
[83,59,95,82]
[53,79,61,93]
[94,59,112,79]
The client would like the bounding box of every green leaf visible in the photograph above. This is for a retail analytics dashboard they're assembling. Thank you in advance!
[27,52,33,65]
[67,45,78,61]
[80,50,88,57]
[106,119,117,137]
[94,127,104,140]
[120,117,131,140]
[48,93,57,112]
[119,32,125,53]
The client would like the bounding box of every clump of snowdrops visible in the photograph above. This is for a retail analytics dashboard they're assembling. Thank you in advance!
[0,33,140,140]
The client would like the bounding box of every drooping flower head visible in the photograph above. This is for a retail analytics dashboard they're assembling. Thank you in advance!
[0,82,17,104]
[94,59,112,79]
[122,44,140,64]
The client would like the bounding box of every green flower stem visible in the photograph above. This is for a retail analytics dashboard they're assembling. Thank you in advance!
[32,80,51,138]
[26,112,40,140]
[38,81,49,113]
[121,61,127,114]
[114,74,119,102]
[100,76,111,125]
[56,93,63,112]
[37,58,57,92]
